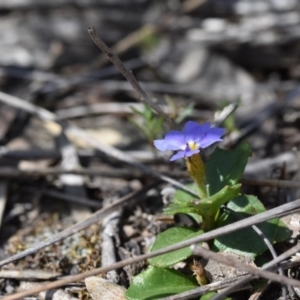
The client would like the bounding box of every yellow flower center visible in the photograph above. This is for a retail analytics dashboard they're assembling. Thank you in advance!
[188,141,199,151]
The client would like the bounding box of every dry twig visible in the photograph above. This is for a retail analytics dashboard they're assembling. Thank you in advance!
[3,198,300,300]
[87,26,176,129]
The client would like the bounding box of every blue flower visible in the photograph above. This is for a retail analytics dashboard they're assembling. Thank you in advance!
[154,121,225,161]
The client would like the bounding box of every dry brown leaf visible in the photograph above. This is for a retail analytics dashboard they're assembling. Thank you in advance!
[85,276,126,300]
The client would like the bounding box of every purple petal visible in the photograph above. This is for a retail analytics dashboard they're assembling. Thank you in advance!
[199,127,225,148]
[154,131,186,151]
[183,121,201,133]
[170,151,186,161]
[165,131,185,142]
[164,131,186,149]
[183,121,211,132]
[184,122,211,144]
[185,149,200,158]
[154,139,171,151]
[154,121,225,161]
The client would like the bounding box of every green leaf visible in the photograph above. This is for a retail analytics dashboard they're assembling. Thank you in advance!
[196,184,241,231]
[200,292,217,300]
[196,184,241,216]
[125,266,198,300]
[175,102,195,124]
[163,183,199,215]
[144,104,153,120]
[213,195,291,258]
[173,183,199,205]
[163,203,200,215]
[205,143,251,195]
[274,219,291,243]
[148,117,164,139]
[129,118,147,136]
[130,105,144,117]
[149,227,203,267]
[139,28,162,52]
[200,291,232,300]
[164,184,241,231]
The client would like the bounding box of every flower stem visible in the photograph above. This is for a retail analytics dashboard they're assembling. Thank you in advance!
[186,154,207,198]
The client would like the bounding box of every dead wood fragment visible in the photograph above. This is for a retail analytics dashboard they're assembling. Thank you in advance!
[101,187,133,284]
[0,269,61,280]
[56,132,91,222]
